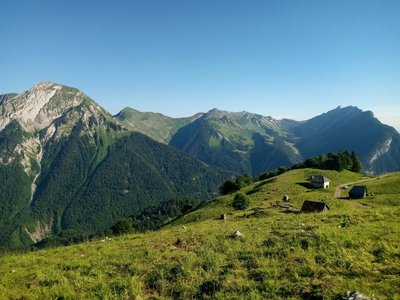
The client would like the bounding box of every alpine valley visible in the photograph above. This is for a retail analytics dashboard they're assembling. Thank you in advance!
[1,82,400,248]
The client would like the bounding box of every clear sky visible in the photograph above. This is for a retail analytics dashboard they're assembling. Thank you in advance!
[1,0,399,131]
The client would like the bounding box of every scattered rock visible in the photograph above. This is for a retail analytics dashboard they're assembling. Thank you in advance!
[342,291,375,300]
[232,230,244,238]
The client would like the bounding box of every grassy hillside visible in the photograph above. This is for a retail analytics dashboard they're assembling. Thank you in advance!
[1,169,399,299]
[115,107,199,144]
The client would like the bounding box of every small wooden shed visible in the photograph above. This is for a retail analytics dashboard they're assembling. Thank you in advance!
[348,186,368,199]
[300,200,330,213]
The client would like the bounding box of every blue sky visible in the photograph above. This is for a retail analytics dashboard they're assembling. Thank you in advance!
[1,0,399,130]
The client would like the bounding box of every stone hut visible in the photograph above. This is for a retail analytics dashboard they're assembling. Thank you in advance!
[300,200,330,213]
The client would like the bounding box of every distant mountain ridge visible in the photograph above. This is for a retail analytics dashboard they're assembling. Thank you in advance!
[293,106,400,174]
[115,107,202,144]
[167,108,302,175]
[117,106,400,175]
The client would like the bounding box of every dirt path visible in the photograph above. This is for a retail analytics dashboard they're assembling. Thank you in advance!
[333,174,389,198]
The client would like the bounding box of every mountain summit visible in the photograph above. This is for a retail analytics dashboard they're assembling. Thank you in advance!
[0,82,94,132]
[293,106,400,174]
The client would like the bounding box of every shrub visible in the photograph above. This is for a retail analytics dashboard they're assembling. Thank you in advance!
[232,193,250,210]
[236,174,253,188]
[111,218,134,235]
[220,179,240,195]
[220,174,253,195]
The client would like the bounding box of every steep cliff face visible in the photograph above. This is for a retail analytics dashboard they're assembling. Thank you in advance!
[0,82,85,132]
[366,132,400,174]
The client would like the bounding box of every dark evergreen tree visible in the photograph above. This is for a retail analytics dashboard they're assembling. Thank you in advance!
[340,150,353,170]
[304,157,320,168]
[351,151,363,173]
[220,180,240,195]
[324,153,345,171]
[220,174,254,195]
[236,174,253,188]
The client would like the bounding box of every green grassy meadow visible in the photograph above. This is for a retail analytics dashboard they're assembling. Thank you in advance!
[1,169,399,299]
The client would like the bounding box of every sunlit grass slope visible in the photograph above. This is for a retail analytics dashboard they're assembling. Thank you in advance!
[1,169,399,299]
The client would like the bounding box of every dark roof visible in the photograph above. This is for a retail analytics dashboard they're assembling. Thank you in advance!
[309,175,330,183]
[301,200,330,213]
[348,186,368,198]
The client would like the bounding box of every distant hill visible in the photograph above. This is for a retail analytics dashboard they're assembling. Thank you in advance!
[115,107,201,144]
[117,106,400,175]
[0,82,231,248]
[1,168,399,298]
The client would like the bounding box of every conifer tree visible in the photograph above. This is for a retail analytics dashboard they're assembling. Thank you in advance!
[351,151,363,173]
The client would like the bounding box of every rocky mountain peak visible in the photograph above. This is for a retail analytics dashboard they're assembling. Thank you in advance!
[205,108,251,122]
[0,82,89,133]
[31,81,58,90]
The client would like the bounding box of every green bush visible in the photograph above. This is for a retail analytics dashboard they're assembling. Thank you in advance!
[111,218,134,235]
[232,193,250,210]
[220,179,240,195]
[220,174,253,195]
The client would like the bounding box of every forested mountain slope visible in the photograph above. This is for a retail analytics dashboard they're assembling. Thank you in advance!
[0,82,230,248]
